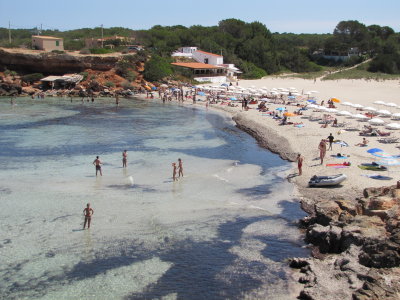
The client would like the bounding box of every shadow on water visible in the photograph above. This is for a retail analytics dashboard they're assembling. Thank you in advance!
[1,215,308,300]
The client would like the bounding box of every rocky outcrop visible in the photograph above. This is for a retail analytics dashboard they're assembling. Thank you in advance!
[291,185,400,299]
[0,48,119,74]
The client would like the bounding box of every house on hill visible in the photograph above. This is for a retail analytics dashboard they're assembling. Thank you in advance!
[171,47,241,82]
[32,35,64,52]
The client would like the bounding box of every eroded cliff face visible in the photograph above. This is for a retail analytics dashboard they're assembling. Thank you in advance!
[0,48,119,74]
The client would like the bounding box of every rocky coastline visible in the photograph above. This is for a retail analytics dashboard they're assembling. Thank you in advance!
[227,109,400,299]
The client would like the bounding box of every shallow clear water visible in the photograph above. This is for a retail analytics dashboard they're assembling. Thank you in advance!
[0,97,309,300]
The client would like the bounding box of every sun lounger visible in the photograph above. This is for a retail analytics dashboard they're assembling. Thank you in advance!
[378,137,399,144]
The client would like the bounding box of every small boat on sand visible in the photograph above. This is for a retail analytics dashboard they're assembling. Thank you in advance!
[308,174,347,187]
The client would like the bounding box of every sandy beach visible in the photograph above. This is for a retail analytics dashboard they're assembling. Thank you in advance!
[196,77,400,201]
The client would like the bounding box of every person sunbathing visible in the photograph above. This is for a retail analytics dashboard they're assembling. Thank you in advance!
[355,138,369,147]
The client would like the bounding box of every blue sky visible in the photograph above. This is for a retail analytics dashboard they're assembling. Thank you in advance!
[1,0,399,34]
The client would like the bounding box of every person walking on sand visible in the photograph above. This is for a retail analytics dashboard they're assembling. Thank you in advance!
[318,139,327,165]
[83,203,94,229]
[296,154,304,175]
[178,158,183,178]
[172,163,177,181]
[122,150,128,168]
[327,133,334,151]
[93,156,102,176]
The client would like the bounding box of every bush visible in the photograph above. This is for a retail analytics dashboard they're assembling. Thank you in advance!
[104,81,115,88]
[51,50,65,54]
[79,48,91,55]
[90,48,114,54]
[4,69,18,77]
[79,71,89,81]
[22,73,44,83]
[238,61,267,79]
[143,55,173,82]
[368,53,400,74]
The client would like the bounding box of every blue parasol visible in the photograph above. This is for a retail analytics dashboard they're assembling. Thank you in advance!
[276,107,286,111]
[221,83,229,87]
[376,159,400,166]
[197,91,205,96]
[307,99,317,103]
[229,97,237,100]
[367,148,383,154]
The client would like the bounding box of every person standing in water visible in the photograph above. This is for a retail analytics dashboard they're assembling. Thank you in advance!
[178,158,183,178]
[115,94,119,107]
[172,163,177,181]
[122,150,128,168]
[93,156,102,176]
[83,203,94,229]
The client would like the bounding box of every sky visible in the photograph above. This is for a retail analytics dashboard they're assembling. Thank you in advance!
[1,0,399,34]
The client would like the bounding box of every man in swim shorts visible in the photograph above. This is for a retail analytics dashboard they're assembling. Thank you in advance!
[93,156,102,176]
[327,133,334,151]
[83,203,94,229]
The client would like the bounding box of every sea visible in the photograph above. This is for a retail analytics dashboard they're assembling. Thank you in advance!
[0,97,309,300]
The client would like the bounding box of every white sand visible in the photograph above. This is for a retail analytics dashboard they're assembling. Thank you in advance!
[204,77,400,200]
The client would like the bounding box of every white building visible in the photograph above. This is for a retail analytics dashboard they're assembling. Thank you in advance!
[192,50,224,65]
[171,47,241,82]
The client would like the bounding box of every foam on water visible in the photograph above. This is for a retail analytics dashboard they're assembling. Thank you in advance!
[0,97,309,299]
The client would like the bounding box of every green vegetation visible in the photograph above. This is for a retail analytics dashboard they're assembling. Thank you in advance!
[21,73,44,83]
[79,71,89,81]
[143,55,173,81]
[104,81,115,88]
[0,20,399,80]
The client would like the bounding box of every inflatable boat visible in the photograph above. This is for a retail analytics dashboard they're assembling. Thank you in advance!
[308,174,347,187]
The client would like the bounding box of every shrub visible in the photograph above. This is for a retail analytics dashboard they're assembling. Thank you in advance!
[4,69,18,77]
[90,48,114,54]
[143,55,173,82]
[104,81,115,88]
[22,73,44,83]
[51,50,65,54]
[79,72,89,81]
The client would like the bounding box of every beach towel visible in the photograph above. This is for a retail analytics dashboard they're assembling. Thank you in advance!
[361,174,393,180]
[358,164,387,171]
[326,163,351,166]
[331,155,348,159]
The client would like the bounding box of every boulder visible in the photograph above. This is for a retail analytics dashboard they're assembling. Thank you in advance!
[314,200,341,226]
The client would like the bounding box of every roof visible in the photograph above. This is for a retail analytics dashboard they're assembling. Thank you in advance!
[171,62,223,69]
[32,35,63,40]
[195,50,222,57]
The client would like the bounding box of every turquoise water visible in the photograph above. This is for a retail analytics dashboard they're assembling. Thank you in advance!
[0,97,309,299]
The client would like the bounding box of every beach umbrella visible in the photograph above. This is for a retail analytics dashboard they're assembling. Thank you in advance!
[367,148,384,154]
[353,113,369,120]
[369,118,385,125]
[331,98,341,103]
[276,107,286,111]
[337,110,352,116]
[342,102,353,106]
[229,97,237,100]
[307,99,317,103]
[326,108,338,113]
[391,113,400,120]
[197,91,205,96]
[363,106,377,112]
[353,104,364,109]
[221,83,229,87]
[374,100,386,105]
[283,112,296,117]
[309,90,319,93]
[160,84,168,88]
[385,102,398,108]
[292,92,301,96]
[386,123,400,130]
[377,109,392,116]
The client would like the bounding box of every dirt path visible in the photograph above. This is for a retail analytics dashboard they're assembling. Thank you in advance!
[317,58,372,80]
